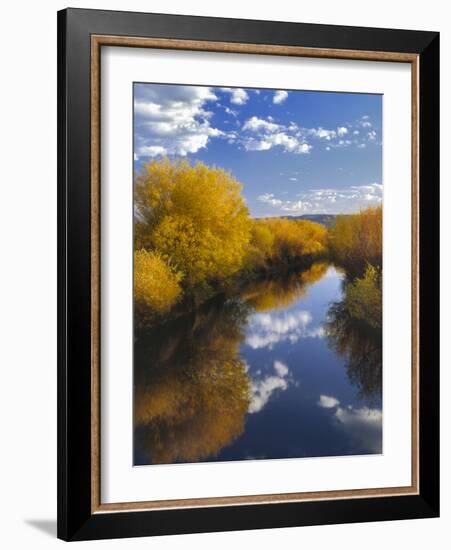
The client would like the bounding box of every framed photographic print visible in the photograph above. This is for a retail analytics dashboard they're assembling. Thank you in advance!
[57,8,440,541]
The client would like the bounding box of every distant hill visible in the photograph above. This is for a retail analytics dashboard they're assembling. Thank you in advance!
[280,214,338,227]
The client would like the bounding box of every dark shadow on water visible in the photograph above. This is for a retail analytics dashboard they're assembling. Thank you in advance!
[25,519,57,538]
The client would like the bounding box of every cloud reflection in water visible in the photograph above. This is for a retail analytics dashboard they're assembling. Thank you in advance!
[246,309,324,350]
[248,360,291,413]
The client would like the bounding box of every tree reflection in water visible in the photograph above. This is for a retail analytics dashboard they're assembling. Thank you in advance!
[134,298,251,464]
[240,261,329,312]
[134,262,331,464]
[325,271,382,402]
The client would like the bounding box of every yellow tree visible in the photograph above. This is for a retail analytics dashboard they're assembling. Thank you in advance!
[134,249,182,326]
[260,218,327,260]
[328,205,382,273]
[135,158,252,296]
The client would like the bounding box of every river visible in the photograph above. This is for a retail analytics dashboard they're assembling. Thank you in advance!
[134,261,382,465]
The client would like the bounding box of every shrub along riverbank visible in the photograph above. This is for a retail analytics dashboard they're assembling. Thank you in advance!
[134,158,382,326]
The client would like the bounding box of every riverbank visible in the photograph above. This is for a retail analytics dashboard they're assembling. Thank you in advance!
[135,253,328,331]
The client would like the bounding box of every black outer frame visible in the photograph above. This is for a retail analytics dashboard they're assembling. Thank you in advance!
[57,7,439,542]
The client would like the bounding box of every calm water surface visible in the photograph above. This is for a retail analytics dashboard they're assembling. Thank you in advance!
[134,262,382,465]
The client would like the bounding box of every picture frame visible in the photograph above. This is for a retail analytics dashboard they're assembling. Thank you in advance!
[57,7,440,541]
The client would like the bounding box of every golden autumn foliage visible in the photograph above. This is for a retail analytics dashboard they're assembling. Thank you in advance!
[134,249,182,325]
[240,261,329,312]
[328,205,382,273]
[260,218,327,261]
[134,158,252,292]
[134,300,250,463]
[245,220,275,268]
[135,357,250,464]
[133,159,330,321]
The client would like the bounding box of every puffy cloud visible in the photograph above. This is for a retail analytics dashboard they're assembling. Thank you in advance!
[273,90,289,104]
[335,406,382,453]
[222,87,249,105]
[138,145,167,157]
[244,132,311,155]
[134,84,223,157]
[246,310,324,350]
[318,395,340,408]
[134,84,379,160]
[297,143,312,154]
[242,116,311,154]
[257,183,382,215]
[248,361,291,413]
[224,106,238,117]
[239,112,377,155]
[257,193,310,214]
[244,139,273,151]
[257,193,283,206]
[243,116,280,133]
[308,127,337,140]
[274,360,289,377]
[306,120,378,149]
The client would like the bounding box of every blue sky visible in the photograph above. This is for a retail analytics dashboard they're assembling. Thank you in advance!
[134,83,382,217]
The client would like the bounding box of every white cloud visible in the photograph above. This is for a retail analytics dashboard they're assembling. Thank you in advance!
[336,406,382,427]
[222,87,249,105]
[138,145,168,157]
[273,90,288,104]
[257,193,309,214]
[241,115,375,155]
[244,139,272,151]
[243,116,280,133]
[242,116,311,154]
[297,143,312,154]
[257,193,283,206]
[308,127,337,140]
[305,120,378,150]
[134,84,223,157]
[274,360,289,377]
[224,106,238,117]
[257,182,382,215]
[246,310,324,350]
[248,361,291,413]
[318,395,340,408]
[244,132,311,155]
[335,406,382,453]
[134,84,380,160]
